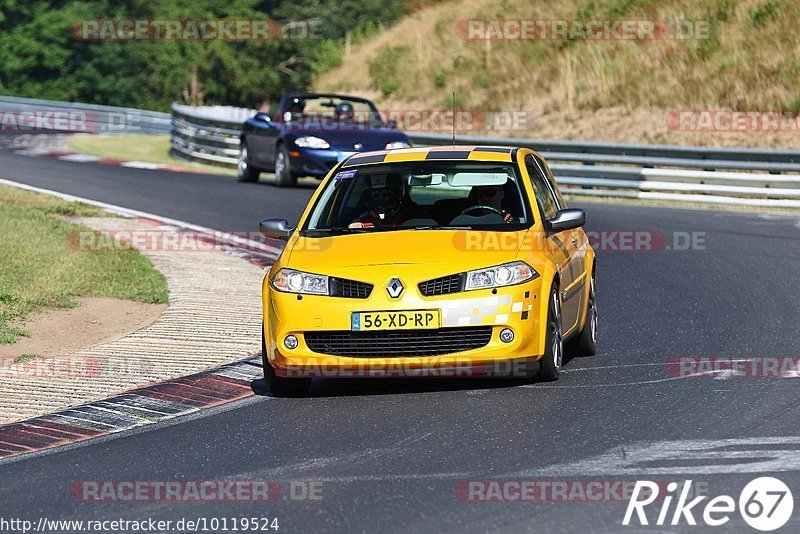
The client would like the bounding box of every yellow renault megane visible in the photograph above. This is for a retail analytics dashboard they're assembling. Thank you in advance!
[259,146,596,395]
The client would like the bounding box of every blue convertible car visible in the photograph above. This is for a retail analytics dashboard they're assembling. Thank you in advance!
[238,92,410,186]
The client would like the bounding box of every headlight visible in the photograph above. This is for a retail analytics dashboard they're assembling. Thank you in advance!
[465,261,538,291]
[385,141,410,149]
[294,136,330,149]
[271,268,328,295]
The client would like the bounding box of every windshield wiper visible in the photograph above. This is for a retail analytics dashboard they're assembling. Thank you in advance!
[305,225,474,235]
[303,227,372,236]
[412,225,473,230]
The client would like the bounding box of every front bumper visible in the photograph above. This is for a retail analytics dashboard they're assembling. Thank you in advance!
[291,148,354,178]
[263,276,545,378]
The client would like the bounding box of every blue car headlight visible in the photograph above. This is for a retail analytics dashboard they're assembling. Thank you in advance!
[294,136,330,149]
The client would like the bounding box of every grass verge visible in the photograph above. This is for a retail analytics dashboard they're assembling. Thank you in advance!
[67,134,238,176]
[0,185,169,344]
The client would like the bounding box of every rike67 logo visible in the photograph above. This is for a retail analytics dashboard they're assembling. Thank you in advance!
[624,477,794,531]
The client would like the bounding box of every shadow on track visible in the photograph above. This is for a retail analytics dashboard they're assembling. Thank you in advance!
[249,354,583,398]
[238,174,321,190]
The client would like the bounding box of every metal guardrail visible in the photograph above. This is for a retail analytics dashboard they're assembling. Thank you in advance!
[169,103,800,208]
[0,95,171,134]
[2,94,798,197]
[5,96,793,208]
[409,133,800,173]
[169,103,254,166]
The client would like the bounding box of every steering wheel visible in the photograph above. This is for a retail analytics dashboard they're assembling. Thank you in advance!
[457,205,503,217]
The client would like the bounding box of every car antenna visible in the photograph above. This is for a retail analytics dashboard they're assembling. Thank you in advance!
[451,91,456,145]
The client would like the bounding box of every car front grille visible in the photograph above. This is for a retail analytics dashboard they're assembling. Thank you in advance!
[330,277,373,299]
[304,327,492,357]
[418,273,464,296]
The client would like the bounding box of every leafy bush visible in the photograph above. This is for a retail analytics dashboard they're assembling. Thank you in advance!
[749,0,780,26]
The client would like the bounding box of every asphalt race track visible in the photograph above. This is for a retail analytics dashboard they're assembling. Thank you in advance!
[1,143,799,532]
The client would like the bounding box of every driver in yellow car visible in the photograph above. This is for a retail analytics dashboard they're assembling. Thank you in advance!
[467,185,516,223]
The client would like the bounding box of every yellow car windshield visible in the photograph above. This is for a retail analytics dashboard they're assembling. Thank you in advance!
[303,161,531,234]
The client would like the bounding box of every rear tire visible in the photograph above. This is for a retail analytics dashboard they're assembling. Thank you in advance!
[262,327,311,397]
[237,143,261,182]
[274,144,297,187]
[538,286,563,382]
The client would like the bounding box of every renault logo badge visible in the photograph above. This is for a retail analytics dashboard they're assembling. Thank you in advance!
[386,278,404,298]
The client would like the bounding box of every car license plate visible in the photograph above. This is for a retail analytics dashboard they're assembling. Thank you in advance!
[351,310,440,331]
[337,151,356,161]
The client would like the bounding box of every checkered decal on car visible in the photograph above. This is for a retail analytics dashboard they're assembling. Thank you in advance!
[441,294,534,327]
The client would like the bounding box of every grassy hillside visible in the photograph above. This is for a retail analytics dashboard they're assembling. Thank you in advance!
[314,0,800,147]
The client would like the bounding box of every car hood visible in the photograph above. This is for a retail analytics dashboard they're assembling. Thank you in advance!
[284,229,532,277]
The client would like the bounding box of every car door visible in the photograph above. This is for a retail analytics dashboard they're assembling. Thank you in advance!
[525,154,582,335]
[538,154,588,330]
[245,112,279,168]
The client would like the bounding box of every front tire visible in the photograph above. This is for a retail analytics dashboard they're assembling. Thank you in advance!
[274,144,297,187]
[567,272,597,356]
[570,270,597,357]
[237,143,261,182]
[262,327,311,396]
[538,286,563,382]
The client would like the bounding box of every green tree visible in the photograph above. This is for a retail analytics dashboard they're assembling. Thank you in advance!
[0,0,412,110]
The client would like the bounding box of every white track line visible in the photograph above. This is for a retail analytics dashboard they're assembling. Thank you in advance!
[0,177,281,258]
[57,154,103,162]
[120,161,164,169]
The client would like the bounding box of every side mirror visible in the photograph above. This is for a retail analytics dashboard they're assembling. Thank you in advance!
[386,119,398,129]
[547,209,586,233]
[254,112,271,123]
[259,218,293,241]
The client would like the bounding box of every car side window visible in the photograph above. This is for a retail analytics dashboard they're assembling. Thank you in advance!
[534,155,567,209]
[525,155,558,220]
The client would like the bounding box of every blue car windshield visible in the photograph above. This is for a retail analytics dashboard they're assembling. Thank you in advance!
[303,161,531,234]
[282,96,381,125]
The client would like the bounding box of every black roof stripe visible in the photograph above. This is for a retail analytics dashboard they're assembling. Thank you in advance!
[472,146,513,153]
[344,154,387,166]
[425,150,473,160]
